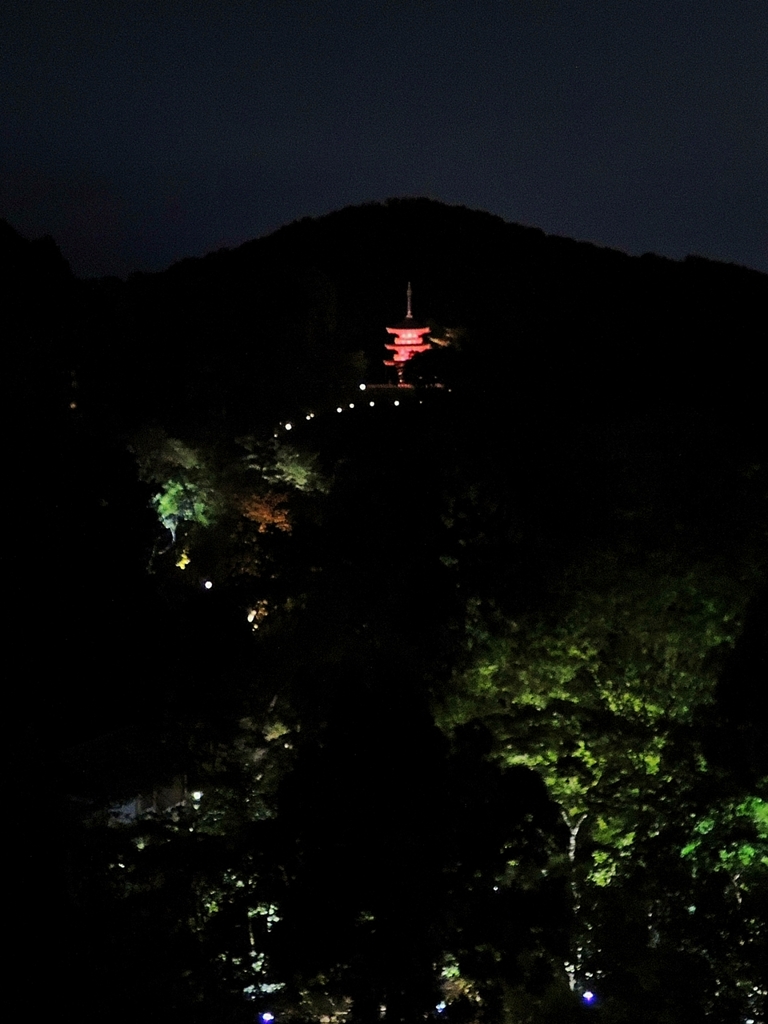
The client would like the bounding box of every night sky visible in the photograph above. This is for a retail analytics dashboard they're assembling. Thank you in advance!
[2,0,766,279]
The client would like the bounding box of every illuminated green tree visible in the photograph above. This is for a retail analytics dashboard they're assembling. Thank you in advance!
[435,554,766,1016]
[129,427,221,541]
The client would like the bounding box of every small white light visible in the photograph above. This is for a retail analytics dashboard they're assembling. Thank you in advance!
[305,414,311,420]
[192,791,203,801]
[284,422,292,430]
[394,400,400,406]
[348,403,354,408]
[369,400,375,407]
[336,407,343,413]
[262,1014,274,1022]
[582,991,595,1004]
[204,580,213,590]
[359,383,366,391]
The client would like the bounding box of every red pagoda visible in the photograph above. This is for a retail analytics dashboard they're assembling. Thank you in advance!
[384,283,431,385]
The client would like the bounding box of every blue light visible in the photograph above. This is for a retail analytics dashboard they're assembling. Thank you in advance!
[261,1014,275,1023]
[582,991,595,1005]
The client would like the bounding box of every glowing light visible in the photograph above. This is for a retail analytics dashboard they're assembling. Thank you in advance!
[247,601,270,629]
[384,298,431,384]
[175,550,190,570]
[436,1003,446,1013]
[348,403,354,408]
[192,791,203,801]
[261,1014,275,1022]
[284,422,292,431]
[582,991,595,1004]
[369,400,375,407]
[337,407,343,413]
[305,414,311,421]
[359,383,366,390]
[394,400,400,406]
[204,580,213,590]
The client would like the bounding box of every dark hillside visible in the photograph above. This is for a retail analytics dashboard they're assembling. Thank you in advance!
[58,197,766,438]
[6,198,766,758]
[4,202,766,1024]
[5,200,766,756]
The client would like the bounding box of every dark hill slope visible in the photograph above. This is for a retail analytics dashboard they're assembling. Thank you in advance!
[70,198,765,437]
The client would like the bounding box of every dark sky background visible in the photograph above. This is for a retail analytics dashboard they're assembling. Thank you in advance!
[2,0,766,279]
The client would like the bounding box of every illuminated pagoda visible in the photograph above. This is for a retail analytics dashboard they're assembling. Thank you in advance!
[384,283,431,386]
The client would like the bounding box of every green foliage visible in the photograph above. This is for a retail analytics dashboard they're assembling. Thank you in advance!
[129,425,204,481]
[76,725,297,1018]
[152,476,218,534]
[434,552,766,1017]
[440,562,741,823]
[681,793,768,878]
[238,435,329,493]
[130,426,222,539]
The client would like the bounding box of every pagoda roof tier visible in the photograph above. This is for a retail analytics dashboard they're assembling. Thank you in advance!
[387,317,430,331]
[384,343,431,354]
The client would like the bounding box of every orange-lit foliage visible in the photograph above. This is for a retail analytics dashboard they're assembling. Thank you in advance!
[239,492,292,533]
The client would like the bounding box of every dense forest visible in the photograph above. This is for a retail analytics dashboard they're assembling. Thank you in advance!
[5,199,767,1024]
